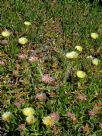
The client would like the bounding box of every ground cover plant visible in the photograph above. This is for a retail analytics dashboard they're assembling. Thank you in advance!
[0,0,102,135]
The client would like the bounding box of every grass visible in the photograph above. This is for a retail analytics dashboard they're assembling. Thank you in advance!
[0,0,102,135]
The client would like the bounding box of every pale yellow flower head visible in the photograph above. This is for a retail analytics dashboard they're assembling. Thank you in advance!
[26,115,36,125]
[42,116,54,127]
[91,33,98,39]
[1,30,11,37]
[86,55,93,59]
[18,37,28,45]
[2,112,12,122]
[66,51,78,59]
[92,58,99,66]
[22,107,35,116]
[77,70,86,78]
[24,21,31,26]
[75,46,83,52]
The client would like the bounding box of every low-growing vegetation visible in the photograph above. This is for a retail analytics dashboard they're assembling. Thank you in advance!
[0,0,102,135]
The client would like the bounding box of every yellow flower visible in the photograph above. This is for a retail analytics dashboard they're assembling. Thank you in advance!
[22,107,35,116]
[2,112,12,122]
[86,55,93,59]
[66,51,78,59]
[91,33,98,39]
[24,21,31,26]
[75,46,83,52]
[18,37,28,45]
[42,116,54,127]
[77,71,86,78]
[1,30,10,37]
[92,58,99,66]
[26,115,36,125]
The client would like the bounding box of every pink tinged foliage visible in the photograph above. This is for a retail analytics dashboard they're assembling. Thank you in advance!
[51,125,59,134]
[42,74,54,84]
[18,53,27,60]
[28,56,38,62]
[67,112,73,118]
[14,98,26,107]
[14,102,21,107]
[99,122,102,129]
[0,60,5,66]
[67,112,77,124]
[50,112,60,122]
[14,93,21,98]
[77,94,87,101]
[35,93,47,101]
[19,98,26,103]
[18,124,25,131]
[88,111,95,116]
[52,125,58,130]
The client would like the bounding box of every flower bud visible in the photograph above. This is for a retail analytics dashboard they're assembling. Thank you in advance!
[1,30,11,37]
[18,37,28,45]
[91,33,98,39]
[22,107,35,116]
[92,58,99,66]
[42,116,54,127]
[2,112,12,122]
[77,70,86,78]
[26,115,36,125]
[24,21,31,26]
[66,51,78,59]
[75,46,83,52]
